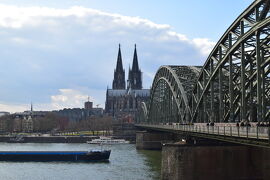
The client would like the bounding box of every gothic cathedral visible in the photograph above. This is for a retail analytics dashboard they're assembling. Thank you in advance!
[105,44,150,119]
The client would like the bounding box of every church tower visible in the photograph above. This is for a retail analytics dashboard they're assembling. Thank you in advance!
[128,44,142,89]
[112,44,126,89]
[105,44,150,116]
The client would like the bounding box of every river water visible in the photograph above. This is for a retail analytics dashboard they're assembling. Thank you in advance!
[0,143,161,180]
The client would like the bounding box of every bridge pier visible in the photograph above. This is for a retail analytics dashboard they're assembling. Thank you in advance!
[136,131,174,150]
[161,143,270,180]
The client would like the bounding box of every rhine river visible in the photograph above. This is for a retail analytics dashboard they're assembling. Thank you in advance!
[0,143,161,180]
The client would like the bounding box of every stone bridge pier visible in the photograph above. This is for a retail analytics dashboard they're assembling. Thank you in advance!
[161,143,270,180]
[136,131,175,150]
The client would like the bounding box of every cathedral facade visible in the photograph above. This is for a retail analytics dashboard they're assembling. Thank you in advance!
[105,44,150,118]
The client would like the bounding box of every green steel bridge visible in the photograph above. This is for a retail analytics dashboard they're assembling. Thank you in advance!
[136,0,270,148]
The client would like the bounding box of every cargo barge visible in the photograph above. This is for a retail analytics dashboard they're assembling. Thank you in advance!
[0,150,111,162]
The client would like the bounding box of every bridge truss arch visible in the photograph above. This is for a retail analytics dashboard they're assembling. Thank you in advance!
[147,66,200,124]
[136,102,148,124]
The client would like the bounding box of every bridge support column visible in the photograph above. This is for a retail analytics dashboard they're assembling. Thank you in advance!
[161,143,270,180]
[136,131,174,150]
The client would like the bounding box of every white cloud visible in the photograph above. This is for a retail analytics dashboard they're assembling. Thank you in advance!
[0,103,29,113]
[10,37,30,44]
[0,4,214,55]
[192,38,216,56]
[50,89,92,110]
[0,4,216,112]
[0,89,97,112]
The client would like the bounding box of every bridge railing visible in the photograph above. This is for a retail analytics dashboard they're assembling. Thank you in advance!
[139,124,270,141]
[179,125,269,140]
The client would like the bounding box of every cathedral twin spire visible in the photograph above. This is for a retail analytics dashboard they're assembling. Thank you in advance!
[112,44,142,90]
[128,44,142,89]
[112,44,125,89]
[132,44,139,71]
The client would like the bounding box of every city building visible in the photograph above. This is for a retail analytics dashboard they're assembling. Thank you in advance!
[0,111,10,117]
[22,116,33,133]
[11,103,40,132]
[84,97,93,110]
[53,100,104,122]
[105,44,150,119]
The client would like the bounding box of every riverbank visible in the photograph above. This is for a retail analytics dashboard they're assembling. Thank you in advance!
[0,136,94,143]
[0,135,136,143]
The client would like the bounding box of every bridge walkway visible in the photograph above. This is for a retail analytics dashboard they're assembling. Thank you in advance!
[136,123,270,148]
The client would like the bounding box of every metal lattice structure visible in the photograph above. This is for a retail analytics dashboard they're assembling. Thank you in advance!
[139,0,270,125]
[136,102,148,123]
[143,66,200,124]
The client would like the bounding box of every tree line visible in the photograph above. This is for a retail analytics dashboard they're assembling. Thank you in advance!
[0,113,113,134]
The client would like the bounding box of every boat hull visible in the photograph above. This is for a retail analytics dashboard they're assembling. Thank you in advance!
[86,138,130,144]
[87,142,129,145]
[0,150,111,162]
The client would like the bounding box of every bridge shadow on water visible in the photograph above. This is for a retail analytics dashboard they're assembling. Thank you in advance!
[137,149,162,180]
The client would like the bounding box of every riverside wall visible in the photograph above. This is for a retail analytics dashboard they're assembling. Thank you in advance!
[0,136,94,143]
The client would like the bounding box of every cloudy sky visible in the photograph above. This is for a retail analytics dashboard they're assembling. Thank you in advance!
[0,0,253,112]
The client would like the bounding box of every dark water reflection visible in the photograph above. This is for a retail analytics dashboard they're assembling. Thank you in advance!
[0,143,161,180]
[138,150,162,179]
